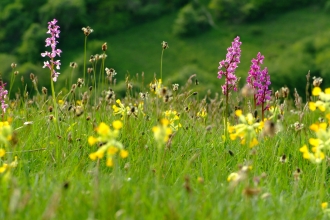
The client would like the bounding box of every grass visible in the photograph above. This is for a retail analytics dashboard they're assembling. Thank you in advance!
[1,6,330,220]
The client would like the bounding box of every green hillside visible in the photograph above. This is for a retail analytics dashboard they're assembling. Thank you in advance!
[98,6,330,96]
[1,3,330,99]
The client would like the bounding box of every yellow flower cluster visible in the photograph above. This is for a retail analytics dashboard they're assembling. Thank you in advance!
[88,121,128,167]
[299,123,330,163]
[228,110,261,148]
[197,107,207,119]
[0,156,18,174]
[149,79,163,96]
[112,99,144,119]
[0,121,12,146]
[152,118,173,145]
[309,87,330,112]
[112,99,126,117]
[164,110,181,131]
[300,87,330,163]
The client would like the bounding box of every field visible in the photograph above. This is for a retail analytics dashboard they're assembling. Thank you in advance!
[1,7,330,220]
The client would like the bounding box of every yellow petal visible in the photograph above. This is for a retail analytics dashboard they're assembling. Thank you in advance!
[235,109,242,117]
[0,148,5,157]
[97,122,110,136]
[88,136,97,146]
[312,87,321,96]
[309,138,320,147]
[299,145,309,153]
[120,150,129,158]
[309,102,316,111]
[112,120,123,130]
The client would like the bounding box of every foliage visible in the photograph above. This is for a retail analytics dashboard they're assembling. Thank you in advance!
[173,1,212,37]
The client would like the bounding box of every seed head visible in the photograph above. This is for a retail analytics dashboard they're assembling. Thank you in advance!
[82,26,93,36]
[161,41,169,49]
[102,42,107,51]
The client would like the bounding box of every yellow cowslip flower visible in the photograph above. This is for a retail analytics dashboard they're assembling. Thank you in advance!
[164,110,181,131]
[326,88,330,95]
[299,145,311,159]
[322,202,328,210]
[106,157,113,167]
[0,164,8,173]
[95,150,105,159]
[76,100,82,106]
[197,108,207,118]
[0,148,5,157]
[312,87,321,96]
[88,136,97,146]
[107,146,119,155]
[161,118,170,126]
[227,172,239,182]
[89,152,97,160]
[309,138,320,147]
[120,150,129,158]
[89,121,128,167]
[326,113,330,123]
[97,122,110,136]
[112,120,123,130]
[58,100,64,105]
[235,109,243,117]
[229,133,237,141]
[249,137,259,148]
[315,151,325,161]
[299,145,324,163]
[309,101,326,112]
[112,99,126,116]
[310,123,327,132]
[309,102,316,111]
[153,119,173,144]
[228,112,260,148]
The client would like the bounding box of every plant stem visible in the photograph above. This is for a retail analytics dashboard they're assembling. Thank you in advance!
[83,36,87,84]
[160,49,164,81]
[320,159,327,202]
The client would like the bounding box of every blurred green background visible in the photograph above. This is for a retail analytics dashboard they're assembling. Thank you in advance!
[1,0,330,99]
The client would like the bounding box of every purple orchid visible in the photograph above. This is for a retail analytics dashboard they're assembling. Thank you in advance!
[247,52,272,119]
[41,19,62,82]
[218,36,242,95]
[0,82,8,113]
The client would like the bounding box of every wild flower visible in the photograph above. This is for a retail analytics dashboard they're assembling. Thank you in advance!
[112,99,126,117]
[41,19,62,82]
[0,121,12,146]
[152,118,173,146]
[0,156,18,174]
[228,110,261,148]
[247,52,271,119]
[164,110,181,131]
[0,82,8,114]
[309,87,330,112]
[217,36,241,134]
[197,107,207,119]
[88,121,128,167]
[0,148,5,157]
[218,36,241,95]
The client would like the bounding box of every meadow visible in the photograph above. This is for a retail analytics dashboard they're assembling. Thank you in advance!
[1,14,330,220]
